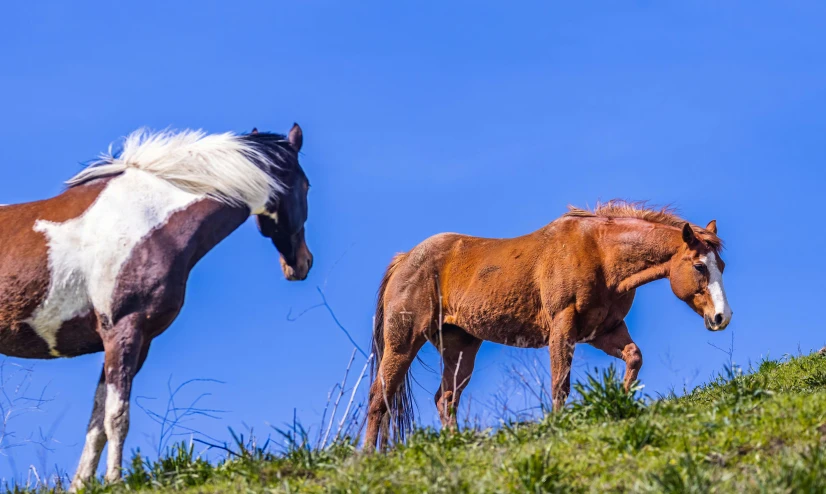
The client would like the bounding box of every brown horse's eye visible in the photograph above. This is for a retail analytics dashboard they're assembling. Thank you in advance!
[693,264,707,273]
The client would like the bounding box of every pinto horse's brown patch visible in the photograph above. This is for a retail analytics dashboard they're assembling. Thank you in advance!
[0,182,107,357]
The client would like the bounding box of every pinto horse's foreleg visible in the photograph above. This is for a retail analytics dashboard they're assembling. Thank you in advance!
[434,326,482,429]
[549,307,578,411]
[100,313,148,484]
[589,321,642,392]
[69,339,151,491]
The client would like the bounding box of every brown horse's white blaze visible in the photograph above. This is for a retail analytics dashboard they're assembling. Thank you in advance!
[0,124,312,489]
[364,201,732,451]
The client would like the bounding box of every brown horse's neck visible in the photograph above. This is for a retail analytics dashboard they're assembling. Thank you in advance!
[601,222,683,293]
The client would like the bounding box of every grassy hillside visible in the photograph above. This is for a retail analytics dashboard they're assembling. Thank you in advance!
[15,351,826,493]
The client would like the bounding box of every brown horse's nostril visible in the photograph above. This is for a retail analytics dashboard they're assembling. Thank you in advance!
[713,313,724,325]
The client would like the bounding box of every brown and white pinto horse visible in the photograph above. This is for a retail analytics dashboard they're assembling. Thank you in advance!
[0,124,312,488]
[365,201,731,450]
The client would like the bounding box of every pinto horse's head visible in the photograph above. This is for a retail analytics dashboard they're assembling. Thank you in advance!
[252,124,313,281]
[669,220,732,331]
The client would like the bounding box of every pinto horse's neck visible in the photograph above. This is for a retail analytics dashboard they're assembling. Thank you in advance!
[600,221,684,293]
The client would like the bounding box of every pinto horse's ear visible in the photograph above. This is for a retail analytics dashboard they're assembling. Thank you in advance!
[288,123,303,153]
[251,127,259,135]
[705,220,717,235]
[682,223,699,246]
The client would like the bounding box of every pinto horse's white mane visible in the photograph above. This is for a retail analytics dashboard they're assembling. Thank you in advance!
[66,129,285,211]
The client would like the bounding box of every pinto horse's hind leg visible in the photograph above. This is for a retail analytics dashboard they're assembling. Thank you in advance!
[588,321,642,392]
[434,325,482,429]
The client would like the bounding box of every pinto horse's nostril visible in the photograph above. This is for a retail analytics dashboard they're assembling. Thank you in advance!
[713,313,724,326]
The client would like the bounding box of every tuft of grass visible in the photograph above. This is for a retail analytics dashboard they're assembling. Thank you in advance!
[505,447,573,494]
[772,442,826,492]
[648,449,712,494]
[571,365,646,421]
[607,414,665,452]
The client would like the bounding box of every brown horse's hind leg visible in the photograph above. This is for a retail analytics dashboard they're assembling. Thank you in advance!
[434,325,482,429]
[365,306,429,452]
[589,321,642,391]
[365,341,426,452]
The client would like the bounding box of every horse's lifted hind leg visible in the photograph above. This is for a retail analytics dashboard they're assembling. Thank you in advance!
[589,321,642,391]
[434,325,482,429]
[70,330,151,491]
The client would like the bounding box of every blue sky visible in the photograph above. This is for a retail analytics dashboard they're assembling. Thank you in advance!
[2,0,826,482]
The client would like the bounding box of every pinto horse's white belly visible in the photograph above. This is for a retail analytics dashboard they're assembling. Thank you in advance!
[25,170,202,355]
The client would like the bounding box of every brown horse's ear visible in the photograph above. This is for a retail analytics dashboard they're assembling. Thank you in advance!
[705,220,717,235]
[682,223,699,246]
[288,123,303,152]
[251,127,259,135]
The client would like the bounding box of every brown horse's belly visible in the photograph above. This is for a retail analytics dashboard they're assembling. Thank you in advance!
[451,315,549,349]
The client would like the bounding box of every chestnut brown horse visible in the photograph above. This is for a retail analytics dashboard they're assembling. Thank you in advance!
[365,201,731,450]
[0,124,312,489]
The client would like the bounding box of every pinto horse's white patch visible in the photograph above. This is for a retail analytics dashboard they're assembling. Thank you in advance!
[701,252,732,327]
[25,169,201,352]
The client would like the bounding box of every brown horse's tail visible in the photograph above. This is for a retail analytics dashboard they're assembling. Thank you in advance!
[371,252,415,446]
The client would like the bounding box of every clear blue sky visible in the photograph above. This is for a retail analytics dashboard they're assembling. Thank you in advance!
[2,0,825,482]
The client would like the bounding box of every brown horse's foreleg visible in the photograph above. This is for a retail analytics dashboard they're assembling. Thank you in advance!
[589,321,642,391]
[549,307,578,411]
[435,327,482,429]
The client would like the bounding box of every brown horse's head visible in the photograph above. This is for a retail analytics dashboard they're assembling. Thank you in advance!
[252,124,313,281]
[669,220,732,331]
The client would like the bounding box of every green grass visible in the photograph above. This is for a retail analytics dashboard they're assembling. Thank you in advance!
[14,351,826,493]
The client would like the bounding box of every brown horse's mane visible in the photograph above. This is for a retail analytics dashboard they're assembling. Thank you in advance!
[564,200,723,250]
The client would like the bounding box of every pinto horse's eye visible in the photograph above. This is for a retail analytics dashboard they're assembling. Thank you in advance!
[693,263,707,274]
